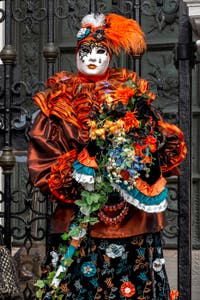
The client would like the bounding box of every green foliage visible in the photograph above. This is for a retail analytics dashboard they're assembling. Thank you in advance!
[34,280,45,289]
[61,232,70,241]
[75,177,113,216]
[35,288,43,299]
[57,271,67,279]
[63,257,74,267]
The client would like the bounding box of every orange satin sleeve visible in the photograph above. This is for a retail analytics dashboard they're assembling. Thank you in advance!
[27,112,85,196]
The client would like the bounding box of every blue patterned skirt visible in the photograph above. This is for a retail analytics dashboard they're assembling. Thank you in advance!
[41,232,170,300]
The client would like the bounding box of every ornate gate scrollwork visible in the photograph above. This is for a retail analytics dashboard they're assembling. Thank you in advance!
[141,0,179,32]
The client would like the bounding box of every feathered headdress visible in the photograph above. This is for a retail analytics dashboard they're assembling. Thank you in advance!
[77,13,146,56]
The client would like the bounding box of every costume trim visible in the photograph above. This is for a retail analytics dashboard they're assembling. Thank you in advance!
[112,182,168,213]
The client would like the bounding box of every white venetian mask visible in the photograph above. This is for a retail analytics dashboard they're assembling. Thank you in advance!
[76,42,110,76]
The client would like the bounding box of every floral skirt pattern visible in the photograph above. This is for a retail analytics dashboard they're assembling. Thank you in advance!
[41,232,170,300]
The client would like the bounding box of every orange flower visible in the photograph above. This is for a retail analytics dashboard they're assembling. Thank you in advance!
[108,120,124,135]
[95,128,106,139]
[103,120,114,129]
[134,143,146,156]
[104,94,114,105]
[89,127,106,140]
[114,86,136,105]
[60,283,69,293]
[130,72,137,82]
[142,155,152,164]
[145,136,157,152]
[146,91,156,104]
[122,111,140,132]
[170,290,179,300]
[138,78,149,94]
[87,120,97,129]
[120,281,136,298]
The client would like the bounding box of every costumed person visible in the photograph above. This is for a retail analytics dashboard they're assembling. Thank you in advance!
[28,12,186,300]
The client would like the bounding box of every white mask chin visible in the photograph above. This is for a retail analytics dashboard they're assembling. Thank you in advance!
[76,43,110,76]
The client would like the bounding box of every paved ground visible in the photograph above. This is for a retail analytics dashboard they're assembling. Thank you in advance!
[164,250,200,300]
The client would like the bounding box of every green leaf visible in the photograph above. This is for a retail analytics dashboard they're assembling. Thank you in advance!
[81,216,99,225]
[90,203,101,212]
[48,271,56,279]
[63,257,74,267]
[36,288,44,299]
[126,162,132,168]
[75,199,82,206]
[57,271,66,279]
[128,97,136,110]
[85,195,93,205]
[69,226,82,237]
[99,113,107,120]
[61,232,69,241]
[58,245,67,255]
[34,280,45,288]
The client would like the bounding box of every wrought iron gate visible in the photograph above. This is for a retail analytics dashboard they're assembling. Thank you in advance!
[0,1,194,299]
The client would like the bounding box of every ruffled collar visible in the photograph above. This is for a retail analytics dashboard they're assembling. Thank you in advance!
[77,69,110,83]
[33,68,132,128]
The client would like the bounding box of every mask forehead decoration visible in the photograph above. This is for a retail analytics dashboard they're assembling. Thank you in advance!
[76,12,147,56]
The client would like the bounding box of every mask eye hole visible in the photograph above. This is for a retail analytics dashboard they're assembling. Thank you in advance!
[79,45,90,54]
[97,48,106,54]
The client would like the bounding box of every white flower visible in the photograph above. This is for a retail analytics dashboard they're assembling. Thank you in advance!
[81,13,105,27]
[50,250,59,268]
[80,207,91,216]
[153,258,165,272]
[106,243,125,258]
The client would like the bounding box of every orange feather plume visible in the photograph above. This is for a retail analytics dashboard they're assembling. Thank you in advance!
[104,14,146,55]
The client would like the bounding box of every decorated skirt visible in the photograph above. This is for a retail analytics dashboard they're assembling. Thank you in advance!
[40,232,170,300]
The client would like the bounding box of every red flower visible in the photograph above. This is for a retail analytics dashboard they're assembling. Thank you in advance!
[120,281,136,298]
[120,170,130,181]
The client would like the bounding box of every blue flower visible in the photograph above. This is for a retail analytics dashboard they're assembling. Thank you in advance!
[138,272,148,282]
[128,169,137,176]
[77,28,91,40]
[137,247,145,256]
[133,162,144,170]
[81,261,97,277]
[115,158,123,167]
[108,148,122,159]
[89,277,99,288]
